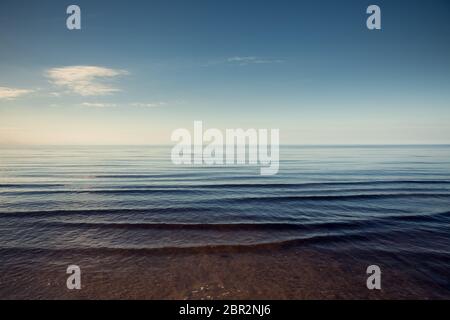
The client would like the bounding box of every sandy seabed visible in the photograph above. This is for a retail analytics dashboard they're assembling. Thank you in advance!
[0,244,445,300]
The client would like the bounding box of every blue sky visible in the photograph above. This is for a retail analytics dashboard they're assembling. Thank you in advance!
[0,0,449,144]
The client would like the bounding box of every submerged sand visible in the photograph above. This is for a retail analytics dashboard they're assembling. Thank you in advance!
[0,244,445,300]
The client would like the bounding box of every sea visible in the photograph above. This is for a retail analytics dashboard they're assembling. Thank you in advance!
[0,145,449,297]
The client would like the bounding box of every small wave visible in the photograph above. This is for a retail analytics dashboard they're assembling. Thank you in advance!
[0,183,65,189]
[95,173,203,179]
[3,180,449,190]
[226,193,450,202]
[4,187,448,196]
[196,180,450,188]
[40,221,361,231]
[0,233,371,255]
[1,189,194,195]
[31,210,450,231]
[388,210,450,223]
[0,207,218,217]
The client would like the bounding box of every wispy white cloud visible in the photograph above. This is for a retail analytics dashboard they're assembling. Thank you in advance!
[227,56,284,66]
[131,102,167,108]
[81,102,117,108]
[80,102,166,108]
[0,87,33,100]
[46,66,128,96]
[204,56,285,67]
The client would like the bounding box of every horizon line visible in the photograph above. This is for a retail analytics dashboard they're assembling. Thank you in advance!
[1,143,450,147]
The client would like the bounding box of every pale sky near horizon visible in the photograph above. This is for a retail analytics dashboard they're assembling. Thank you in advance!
[1,0,450,145]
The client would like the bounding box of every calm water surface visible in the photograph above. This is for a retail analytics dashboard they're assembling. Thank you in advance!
[0,145,449,295]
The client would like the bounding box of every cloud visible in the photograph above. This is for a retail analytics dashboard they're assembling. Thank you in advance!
[80,102,166,108]
[46,66,128,96]
[226,56,284,66]
[81,102,117,108]
[0,87,33,100]
[131,102,166,108]
[204,57,285,67]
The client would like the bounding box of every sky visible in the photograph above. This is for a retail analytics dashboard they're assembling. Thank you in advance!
[0,0,449,145]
